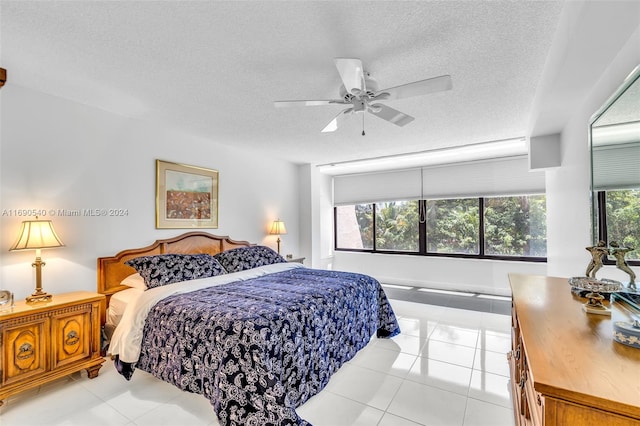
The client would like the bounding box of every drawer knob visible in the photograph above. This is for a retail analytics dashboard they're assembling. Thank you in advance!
[65,330,80,346]
[17,343,34,360]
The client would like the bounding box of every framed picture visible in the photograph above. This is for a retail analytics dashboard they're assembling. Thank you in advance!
[156,160,219,229]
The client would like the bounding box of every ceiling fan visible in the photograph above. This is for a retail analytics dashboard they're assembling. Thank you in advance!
[274,58,452,135]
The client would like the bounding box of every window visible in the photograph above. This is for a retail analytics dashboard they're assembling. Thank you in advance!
[375,201,420,252]
[484,195,547,257]
[596,189,640,262]
[426,198,479,254]
[335,194,547,261]
[335,204,373,250]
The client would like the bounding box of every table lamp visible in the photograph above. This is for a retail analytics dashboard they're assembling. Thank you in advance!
[269,219,287,254]
[9,217,65,303]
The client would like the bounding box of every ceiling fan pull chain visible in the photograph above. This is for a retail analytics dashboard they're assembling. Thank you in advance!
[362,112,365,136]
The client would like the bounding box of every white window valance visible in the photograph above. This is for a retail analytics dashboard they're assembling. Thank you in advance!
[333,156,545,205]
[334,168,422,206]
[592,142,640,191]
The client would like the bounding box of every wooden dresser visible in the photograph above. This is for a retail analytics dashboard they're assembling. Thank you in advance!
[0,291,105,404]
[508,274,640,425]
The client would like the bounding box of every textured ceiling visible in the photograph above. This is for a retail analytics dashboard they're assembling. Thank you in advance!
[1,1,565,166]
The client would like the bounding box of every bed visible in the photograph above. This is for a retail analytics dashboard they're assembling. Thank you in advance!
[98,232,400,426]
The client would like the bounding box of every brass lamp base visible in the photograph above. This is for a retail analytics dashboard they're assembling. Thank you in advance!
[26,290,53,304]
[25,256,53,304]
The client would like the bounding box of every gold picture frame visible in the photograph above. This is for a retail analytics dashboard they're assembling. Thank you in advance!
[156,160,219,229]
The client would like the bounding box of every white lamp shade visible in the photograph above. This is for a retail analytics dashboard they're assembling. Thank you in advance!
[269,220,287,236]
[9,219,65,251]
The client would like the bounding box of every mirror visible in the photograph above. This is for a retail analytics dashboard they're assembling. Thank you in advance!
[590,65,640,260]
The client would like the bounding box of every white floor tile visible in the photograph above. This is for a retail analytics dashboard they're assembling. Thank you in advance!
[77,361,137,400]
[102,371,183,420]
[378,412,425,426]
[0,378,127,426]
[390,299,448,321]
[406,357,472,396]
[47,402,132,426]
[463,398,515,426]
[325,363,404,410]
[436,307,484,328]
[472,349,510,377]
[476,331,512,354]
[430,324,479,348]
[373,333,425,356]
[397,317,438,339]
[387,380,467,425]
[468,370,513,408]
[349,345,418,378]
[296,391,384,426]
[420,339,477,368]
[480,312,513,334]
[132,391,218,426]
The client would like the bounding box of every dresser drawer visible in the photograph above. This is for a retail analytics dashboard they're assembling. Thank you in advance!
[524,368,543,426]
[1,316,49,386]
[52,306,92,369]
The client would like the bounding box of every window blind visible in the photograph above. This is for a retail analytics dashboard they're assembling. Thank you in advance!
[333,156,545,205]
[333,168,422,206]
[421,156,545,199]
[592,142,640,190]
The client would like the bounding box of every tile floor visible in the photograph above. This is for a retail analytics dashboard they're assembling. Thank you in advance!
[0,298,515,426]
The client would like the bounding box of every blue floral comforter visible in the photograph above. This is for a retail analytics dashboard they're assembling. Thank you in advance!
[115,267,399,425]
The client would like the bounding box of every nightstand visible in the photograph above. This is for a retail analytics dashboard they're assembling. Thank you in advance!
[286,257,305,264]
[0,291,105,405]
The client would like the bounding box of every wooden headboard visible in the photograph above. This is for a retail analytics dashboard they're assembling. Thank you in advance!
[97,232,252,301]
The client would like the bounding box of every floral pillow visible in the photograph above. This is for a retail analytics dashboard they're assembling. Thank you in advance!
[125,253,227,289]
[214,246,286,273]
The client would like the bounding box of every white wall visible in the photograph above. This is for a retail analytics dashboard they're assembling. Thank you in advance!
[333,252,544,297]
[541,5,640,281]
[299,164,334,270]
[0,85,300,300]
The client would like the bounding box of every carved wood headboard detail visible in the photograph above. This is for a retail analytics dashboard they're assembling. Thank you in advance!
[97,232,252,302]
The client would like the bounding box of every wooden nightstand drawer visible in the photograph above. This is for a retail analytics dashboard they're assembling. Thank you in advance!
[2,317,49,385]
[52,306,92,368]
[0,291,105,405]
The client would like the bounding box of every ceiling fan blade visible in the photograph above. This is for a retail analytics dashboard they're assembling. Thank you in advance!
[376,75,452,101]
[274,99,346,108]
[321,108,353,133]
[369,104,414,127]
[334,58,366,95]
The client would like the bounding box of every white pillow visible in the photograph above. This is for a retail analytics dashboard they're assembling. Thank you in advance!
[120,273,147,290]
